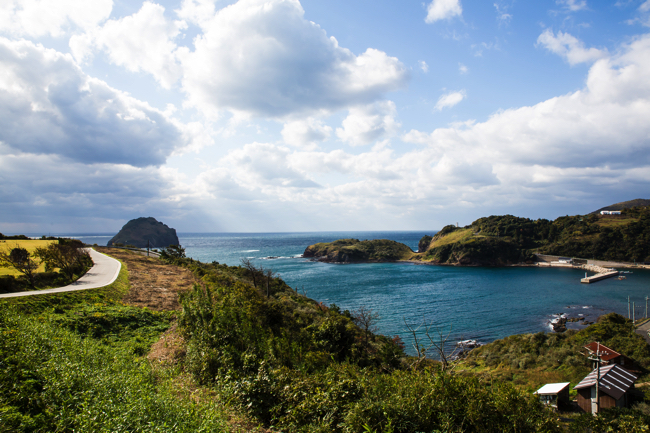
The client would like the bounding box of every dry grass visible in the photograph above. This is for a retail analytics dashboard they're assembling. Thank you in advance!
[148,323,186,367]
[0,239,57,276]
[429,228,473,249]
[97,247,197,311]
[595,216,638,228]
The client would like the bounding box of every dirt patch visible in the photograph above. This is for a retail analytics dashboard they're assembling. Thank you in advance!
[96,247,196,311]
[148,323,186,366]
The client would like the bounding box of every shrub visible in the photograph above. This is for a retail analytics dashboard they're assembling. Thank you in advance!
[0,310,227,433]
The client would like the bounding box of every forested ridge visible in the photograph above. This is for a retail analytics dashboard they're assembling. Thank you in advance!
[418,205,650,265]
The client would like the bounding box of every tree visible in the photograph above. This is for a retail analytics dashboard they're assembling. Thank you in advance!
[352,306,380,351]
[404,318,462,371]
[240,259,278,297]
[0,246,41,288]
[240,258,260,288]
[34,242,91,281]
[159,245,186,260]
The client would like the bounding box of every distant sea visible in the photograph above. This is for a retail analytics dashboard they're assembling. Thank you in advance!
[62,231,650,352]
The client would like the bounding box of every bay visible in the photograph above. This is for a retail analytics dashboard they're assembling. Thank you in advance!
[69,231,650,353]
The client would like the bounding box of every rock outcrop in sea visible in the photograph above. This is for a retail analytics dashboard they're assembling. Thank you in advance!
[107,217,180,248]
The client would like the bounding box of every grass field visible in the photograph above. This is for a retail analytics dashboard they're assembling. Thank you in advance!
[595,215,638,228]
[0,239,57,276]
[428,228,474,249]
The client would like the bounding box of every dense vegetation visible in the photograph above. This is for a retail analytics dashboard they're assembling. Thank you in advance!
[303,238,414,263]
[165,255,562,432]
[3,244,650,432]
[464,313,650,385]
[0,260,229,432]
[417,205,650,265]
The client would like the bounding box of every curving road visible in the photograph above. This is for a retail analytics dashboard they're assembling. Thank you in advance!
[0,249,121,299]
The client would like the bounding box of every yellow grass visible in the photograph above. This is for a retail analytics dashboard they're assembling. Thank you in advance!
[429,228,473,249]
[0,239,57,276]
[595,216,638,228]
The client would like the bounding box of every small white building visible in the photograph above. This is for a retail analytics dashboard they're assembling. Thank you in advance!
[534,382,571,410]
[600,211,622,215]
[558,257,573,264]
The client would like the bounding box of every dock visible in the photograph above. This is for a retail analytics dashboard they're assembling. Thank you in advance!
[580,270,619,284]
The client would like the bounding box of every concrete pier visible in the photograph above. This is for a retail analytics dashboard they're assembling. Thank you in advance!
[580,270,619,284]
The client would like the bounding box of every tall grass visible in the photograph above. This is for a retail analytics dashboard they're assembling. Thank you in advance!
[0,310,228,433]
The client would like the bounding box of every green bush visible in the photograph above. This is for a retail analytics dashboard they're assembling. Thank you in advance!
[0,310,227,433]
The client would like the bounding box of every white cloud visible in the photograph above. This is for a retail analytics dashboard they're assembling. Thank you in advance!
[176,0,217,27]
[419,60,429,72]
[219,142,321,191]
[0,0,112,38]
[425,0,463,23]
[0,144,189,232]
[494,3,512,25]
[243,32,650,223]
[537,29,607,65]
[0,37,186,166]
[70,2,185,89]
[556,0,588,12]
[435,90,466,110]
[281,118,332,149]
[458,63,468,74]
[636,0,650,26]
[336,101,400,146]
[180,0,408,118]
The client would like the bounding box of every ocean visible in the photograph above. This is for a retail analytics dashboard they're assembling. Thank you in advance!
[70,231,650,352]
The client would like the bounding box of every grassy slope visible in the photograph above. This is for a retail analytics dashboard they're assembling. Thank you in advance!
[0,253,231,433]
[457,313,650,396]
[2,248,648,432]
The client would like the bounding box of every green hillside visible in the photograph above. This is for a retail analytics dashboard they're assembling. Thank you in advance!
[416,204,650,265]
[302,202,650,266]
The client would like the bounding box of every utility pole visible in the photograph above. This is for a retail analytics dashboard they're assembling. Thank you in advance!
[646,296,648,319]
[147,239,150,257]
[628,296,631,319]
[587,342,609,415]
[633,302,636,324]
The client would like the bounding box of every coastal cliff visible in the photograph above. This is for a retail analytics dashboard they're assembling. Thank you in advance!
[108,217,180,248]
[303,238,414,263]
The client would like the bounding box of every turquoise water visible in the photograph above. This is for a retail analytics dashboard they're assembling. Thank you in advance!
[70,231,650,351]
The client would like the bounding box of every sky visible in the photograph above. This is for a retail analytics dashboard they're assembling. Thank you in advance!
[1,0,650,234]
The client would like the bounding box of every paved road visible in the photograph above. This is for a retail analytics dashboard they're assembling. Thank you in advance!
[636,320,650,345]
[0,249,121,299]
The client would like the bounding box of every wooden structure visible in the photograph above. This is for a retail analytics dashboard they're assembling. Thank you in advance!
[534,382,570,410]
[574,364,637,413]
[584,342,634,369]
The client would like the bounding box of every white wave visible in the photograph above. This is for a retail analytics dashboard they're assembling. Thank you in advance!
[242,250,260,252]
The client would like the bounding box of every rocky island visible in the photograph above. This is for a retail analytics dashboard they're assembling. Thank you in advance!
[107,217,180,248]
[303,238,414,263]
